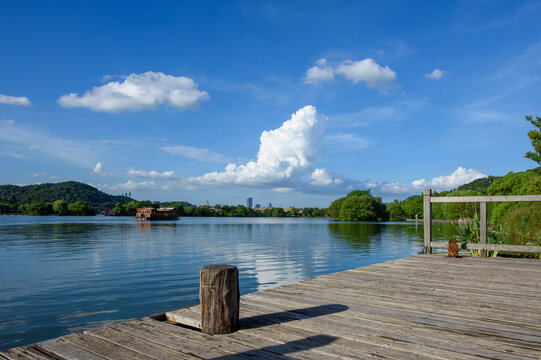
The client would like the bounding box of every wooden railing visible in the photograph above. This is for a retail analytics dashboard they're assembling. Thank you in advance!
[423,189,541,256]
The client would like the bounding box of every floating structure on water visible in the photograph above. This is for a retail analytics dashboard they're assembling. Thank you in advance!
[135,207,178,221]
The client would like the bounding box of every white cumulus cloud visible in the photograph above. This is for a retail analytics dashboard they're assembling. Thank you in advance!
[162,145,230,163]
[0,94,31,106]
[303,58,334,84]
[191,105,328,186]
[412,167,486,190]
[58,71,210,112]
[425,69,444,80]
[127,169,179,179]
[336,59,396,88]
[310,168,343,186]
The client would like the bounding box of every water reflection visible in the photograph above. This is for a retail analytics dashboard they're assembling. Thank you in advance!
[327,222,381,249]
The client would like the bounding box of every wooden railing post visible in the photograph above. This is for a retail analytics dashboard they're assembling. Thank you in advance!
[200,264,239,335]
[423,189,432,254]
[480,202,487,257]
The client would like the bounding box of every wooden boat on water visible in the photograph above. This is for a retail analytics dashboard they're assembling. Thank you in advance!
[135,207,179,221]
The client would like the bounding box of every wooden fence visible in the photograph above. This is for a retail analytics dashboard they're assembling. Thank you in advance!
[423,189,541,256]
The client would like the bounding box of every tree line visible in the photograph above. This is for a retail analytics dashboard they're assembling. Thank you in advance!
[0,200,95,216]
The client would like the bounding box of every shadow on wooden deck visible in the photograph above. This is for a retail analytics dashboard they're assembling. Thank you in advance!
[240,304,349,330]
[210,335,338,359]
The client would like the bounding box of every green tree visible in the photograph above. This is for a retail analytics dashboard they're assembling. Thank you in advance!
[525,115,541,164]
[288,207,298,217]
[401,195,423,219]
[68,201,95,216]
[113,202,125,215]
[387,200,406,221]
[53,199,69,215]
[338,195,386,221]
[26,200,54,216]
[272,207,286,217]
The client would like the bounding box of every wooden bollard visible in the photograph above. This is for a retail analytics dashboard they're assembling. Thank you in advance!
[200,264,239,335]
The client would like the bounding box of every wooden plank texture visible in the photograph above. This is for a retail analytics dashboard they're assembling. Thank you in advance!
[5,255,541,359]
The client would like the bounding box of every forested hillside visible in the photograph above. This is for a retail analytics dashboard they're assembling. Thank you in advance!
[0,181,133,214]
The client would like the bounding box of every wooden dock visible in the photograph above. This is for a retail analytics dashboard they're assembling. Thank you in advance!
[2,255,541,359]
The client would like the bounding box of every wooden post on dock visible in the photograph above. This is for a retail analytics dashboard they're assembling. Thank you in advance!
[200,264,239,335]
[480,202,487,257]
[423,189,432,254]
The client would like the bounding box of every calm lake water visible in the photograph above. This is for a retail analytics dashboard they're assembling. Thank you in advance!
[0,215,457,350]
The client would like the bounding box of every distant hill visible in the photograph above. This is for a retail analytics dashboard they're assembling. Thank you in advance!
[455,175,500,194]
[0,181,133,211]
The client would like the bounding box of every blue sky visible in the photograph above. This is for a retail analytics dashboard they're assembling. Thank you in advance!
[1,0,540,207]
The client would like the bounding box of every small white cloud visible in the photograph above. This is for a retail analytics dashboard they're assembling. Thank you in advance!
[412,167,486,190]
[105,180,158,191]
[303,58,334,84]
[93,162,103,174]
[0,94,31,107]
[272,187,294,193]
[425,69,444,80]
[336,59,396,88]
[310,168,343,186]
[58,71,210,113]
[127,169,179,179]
[162,145,230,163]
[33,172,61,180]
[2,120,15,124]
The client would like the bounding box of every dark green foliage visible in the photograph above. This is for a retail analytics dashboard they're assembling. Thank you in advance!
[525,115,541,164]
[68,201,95,216]
[401,195,423,219]
[53,199,69,215]
[456,176,499,194]
[387,200,406,221]
[328,197,346,218]
[26,201,54,216]
[500,204,541,246]
[441,190,481,220]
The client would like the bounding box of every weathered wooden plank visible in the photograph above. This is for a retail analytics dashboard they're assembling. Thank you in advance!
[430,194,541,203]
[329,268,541,297]
[283,277,541,323]
[166,307,201,328]
[119,318,289,360]
[0,348,54,360]
[34,338,106,360]
[62,333,155,360]
[86,326,197,360]
[313,272,541,307]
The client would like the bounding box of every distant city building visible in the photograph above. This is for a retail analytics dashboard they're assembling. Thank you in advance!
[205,200,209,206]
[268,202,272,208]
[255,204,260,209]
[246,197,253,209]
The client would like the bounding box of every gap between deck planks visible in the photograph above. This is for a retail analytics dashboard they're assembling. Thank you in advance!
[2,255,540,360]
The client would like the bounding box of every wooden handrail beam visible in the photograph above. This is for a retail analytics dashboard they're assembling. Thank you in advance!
[430,195,541,203]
